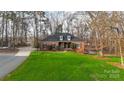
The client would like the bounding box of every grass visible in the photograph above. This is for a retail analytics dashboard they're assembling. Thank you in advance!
[4,51,124,81]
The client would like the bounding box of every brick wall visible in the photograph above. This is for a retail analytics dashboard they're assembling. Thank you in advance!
[75,42,84,53]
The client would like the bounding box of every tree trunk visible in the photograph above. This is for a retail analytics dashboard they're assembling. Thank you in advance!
[5,15,8,47]
[118,38,124,65]
[1,13,5,47]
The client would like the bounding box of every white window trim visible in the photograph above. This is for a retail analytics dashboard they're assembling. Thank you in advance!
[60,36,63,41]
[67,35,71,41]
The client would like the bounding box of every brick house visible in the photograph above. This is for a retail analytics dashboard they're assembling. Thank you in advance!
[40,33,84,53]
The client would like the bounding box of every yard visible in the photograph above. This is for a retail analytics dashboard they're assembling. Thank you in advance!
[4,51,124,81]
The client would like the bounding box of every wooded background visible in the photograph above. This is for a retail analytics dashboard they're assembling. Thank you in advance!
[0,11,124,56]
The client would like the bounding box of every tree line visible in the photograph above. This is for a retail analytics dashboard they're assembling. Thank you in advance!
[0,11,49,48]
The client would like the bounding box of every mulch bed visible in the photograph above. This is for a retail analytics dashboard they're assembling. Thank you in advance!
[94,56,111,60]
[107,62,124,70]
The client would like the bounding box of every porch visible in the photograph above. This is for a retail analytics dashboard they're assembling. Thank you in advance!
[41,41,80,51]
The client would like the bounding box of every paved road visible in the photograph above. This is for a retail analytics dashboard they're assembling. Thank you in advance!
[0,47,33,79]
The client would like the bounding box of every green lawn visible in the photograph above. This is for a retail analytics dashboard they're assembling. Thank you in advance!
[4,51,124,81]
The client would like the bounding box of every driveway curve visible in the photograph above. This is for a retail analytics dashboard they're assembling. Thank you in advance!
[0,47,33,79]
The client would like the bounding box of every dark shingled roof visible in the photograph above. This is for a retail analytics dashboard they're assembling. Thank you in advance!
[43,33,82,41]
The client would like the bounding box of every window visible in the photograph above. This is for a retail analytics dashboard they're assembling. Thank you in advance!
[76,44,80,48]
[67,35,71,41]
[60,36,63,41]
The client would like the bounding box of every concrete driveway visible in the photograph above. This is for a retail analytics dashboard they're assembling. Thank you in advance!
[0,47,33,80]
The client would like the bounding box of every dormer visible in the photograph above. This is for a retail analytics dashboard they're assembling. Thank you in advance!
[60,35,63,41]
[67,35,71,41]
